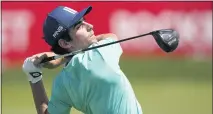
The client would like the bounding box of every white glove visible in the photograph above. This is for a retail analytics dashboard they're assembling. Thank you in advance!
[22,57,43,83]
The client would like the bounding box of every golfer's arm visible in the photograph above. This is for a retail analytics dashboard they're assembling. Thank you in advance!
[96,33,118,41]
[30,80,49,114]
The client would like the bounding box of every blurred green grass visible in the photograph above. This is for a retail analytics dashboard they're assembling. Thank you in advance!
[2,57,212,114]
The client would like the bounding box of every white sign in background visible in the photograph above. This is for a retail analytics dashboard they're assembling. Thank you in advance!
[2,10,35,54]
[110,10,212,58]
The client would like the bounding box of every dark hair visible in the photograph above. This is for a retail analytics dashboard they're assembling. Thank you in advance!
[50,33,72,55]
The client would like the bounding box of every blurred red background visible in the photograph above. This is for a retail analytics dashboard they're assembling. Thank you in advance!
[2,2,212,67]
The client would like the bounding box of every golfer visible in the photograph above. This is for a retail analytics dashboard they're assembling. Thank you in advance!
[22,5,142,114]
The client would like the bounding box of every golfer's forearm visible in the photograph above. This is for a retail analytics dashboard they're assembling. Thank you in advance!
[96,33,117,41]
[30,80,49,114]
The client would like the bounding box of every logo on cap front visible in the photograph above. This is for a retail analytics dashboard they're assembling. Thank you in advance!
[63,7,77,14]
[53,25,63,38]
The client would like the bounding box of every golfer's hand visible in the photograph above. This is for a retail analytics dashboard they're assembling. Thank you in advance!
[22,57,43,83]
[32,52,66,69]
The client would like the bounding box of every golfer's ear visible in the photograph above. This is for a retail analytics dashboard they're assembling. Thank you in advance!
[58,39,72,49]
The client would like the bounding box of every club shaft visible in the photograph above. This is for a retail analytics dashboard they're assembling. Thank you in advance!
[83,32,151,52]
[41,32,151,63]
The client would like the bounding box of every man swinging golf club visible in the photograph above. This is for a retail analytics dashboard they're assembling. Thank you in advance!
[22,4,179,114]
[23,5,144,114]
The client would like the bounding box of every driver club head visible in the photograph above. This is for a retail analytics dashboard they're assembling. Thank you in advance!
[151,29,179,53]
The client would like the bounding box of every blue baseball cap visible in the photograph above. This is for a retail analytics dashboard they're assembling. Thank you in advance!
[43,6,92,46]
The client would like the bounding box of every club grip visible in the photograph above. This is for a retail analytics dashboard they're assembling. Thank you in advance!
[41,56,55,63]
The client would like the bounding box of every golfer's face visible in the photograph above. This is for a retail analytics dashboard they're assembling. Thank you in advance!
[68,18,95,48]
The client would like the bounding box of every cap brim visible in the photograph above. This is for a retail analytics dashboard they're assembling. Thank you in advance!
[68,6,92,28]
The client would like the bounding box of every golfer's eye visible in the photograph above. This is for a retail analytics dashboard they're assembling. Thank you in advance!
[76,24,82,30]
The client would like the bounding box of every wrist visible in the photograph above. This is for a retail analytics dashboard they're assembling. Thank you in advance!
[30,77,42,84]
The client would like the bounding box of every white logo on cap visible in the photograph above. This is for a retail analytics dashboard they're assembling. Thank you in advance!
[63,7,77,14]
[53,25,63,38]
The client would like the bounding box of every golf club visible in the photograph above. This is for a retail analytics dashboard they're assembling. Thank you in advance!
[41,29,179,63]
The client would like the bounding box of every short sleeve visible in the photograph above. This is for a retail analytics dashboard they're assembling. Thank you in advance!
[48,76,72,114]
[92,37,123,67]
